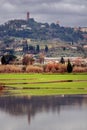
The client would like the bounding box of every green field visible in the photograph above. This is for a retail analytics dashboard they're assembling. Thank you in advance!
[0,73,87,96]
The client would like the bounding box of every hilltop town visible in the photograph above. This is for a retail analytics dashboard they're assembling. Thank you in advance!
[0,13,87,65]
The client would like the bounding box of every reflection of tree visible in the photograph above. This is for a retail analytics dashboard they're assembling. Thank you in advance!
[0,96,87,125]
[28,106,32,124]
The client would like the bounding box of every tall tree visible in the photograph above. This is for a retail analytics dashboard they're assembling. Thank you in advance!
[45,45,48,53]
[67,59,73,73]
[23,40,28,53]
[60,57,65,64]
[39,53,45,64]
[36,45,40,53]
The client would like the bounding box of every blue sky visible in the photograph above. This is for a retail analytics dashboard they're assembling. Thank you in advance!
[0,0,87,27]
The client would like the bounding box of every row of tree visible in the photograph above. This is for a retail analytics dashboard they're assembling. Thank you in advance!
[23,43,49,54]
[1,54,73,73]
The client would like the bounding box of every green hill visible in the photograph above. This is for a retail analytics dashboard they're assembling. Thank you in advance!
[0,18,84,42]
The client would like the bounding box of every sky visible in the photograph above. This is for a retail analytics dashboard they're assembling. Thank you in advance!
[0,0,87,27]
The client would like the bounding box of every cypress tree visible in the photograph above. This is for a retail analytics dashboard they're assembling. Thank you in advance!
[67,59,73,73]
[60,57,65,64]
[36,45,40,53]
[45,45,48,53]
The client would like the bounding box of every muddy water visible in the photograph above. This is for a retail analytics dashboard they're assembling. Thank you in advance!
[0,95,87,130]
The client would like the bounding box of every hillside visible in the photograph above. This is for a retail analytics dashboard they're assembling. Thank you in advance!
[0,18,84,42]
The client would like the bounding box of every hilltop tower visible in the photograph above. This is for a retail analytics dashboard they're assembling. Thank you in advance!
[27,12,30,21]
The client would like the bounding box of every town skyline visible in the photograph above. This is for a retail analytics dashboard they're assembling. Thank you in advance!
[0,0,87,27]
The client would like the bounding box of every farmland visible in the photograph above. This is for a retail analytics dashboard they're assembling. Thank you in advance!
[0,73,87,96]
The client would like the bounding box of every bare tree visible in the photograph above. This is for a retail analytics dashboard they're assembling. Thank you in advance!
[22,54,35,65]
[39,53,45,64]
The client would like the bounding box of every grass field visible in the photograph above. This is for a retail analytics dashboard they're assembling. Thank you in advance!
[0,73,87,96]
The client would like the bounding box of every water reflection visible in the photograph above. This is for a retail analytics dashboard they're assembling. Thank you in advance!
[0,95,87,130]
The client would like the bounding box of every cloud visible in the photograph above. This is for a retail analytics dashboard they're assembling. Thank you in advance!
[2,2,16,12]
[0,0,87,26]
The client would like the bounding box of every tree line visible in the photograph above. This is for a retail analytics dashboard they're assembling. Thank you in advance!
[1,55,73,73]
[0,19,84,42]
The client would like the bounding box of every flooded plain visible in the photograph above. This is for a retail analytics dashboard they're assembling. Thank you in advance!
[0,95,87,130]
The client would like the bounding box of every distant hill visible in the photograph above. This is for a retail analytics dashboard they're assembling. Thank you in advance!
[0,18,85,42]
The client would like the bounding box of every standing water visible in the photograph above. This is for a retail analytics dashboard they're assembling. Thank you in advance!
[0,95,87,130]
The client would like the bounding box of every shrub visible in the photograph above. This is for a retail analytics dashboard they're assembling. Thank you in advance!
[45,63,55,72]
[26,65,43,73]
[43,63,67,73]
[58,63,67,73]
[1,55,16,65]
[0,65,21,73]
[73,66,87,73]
